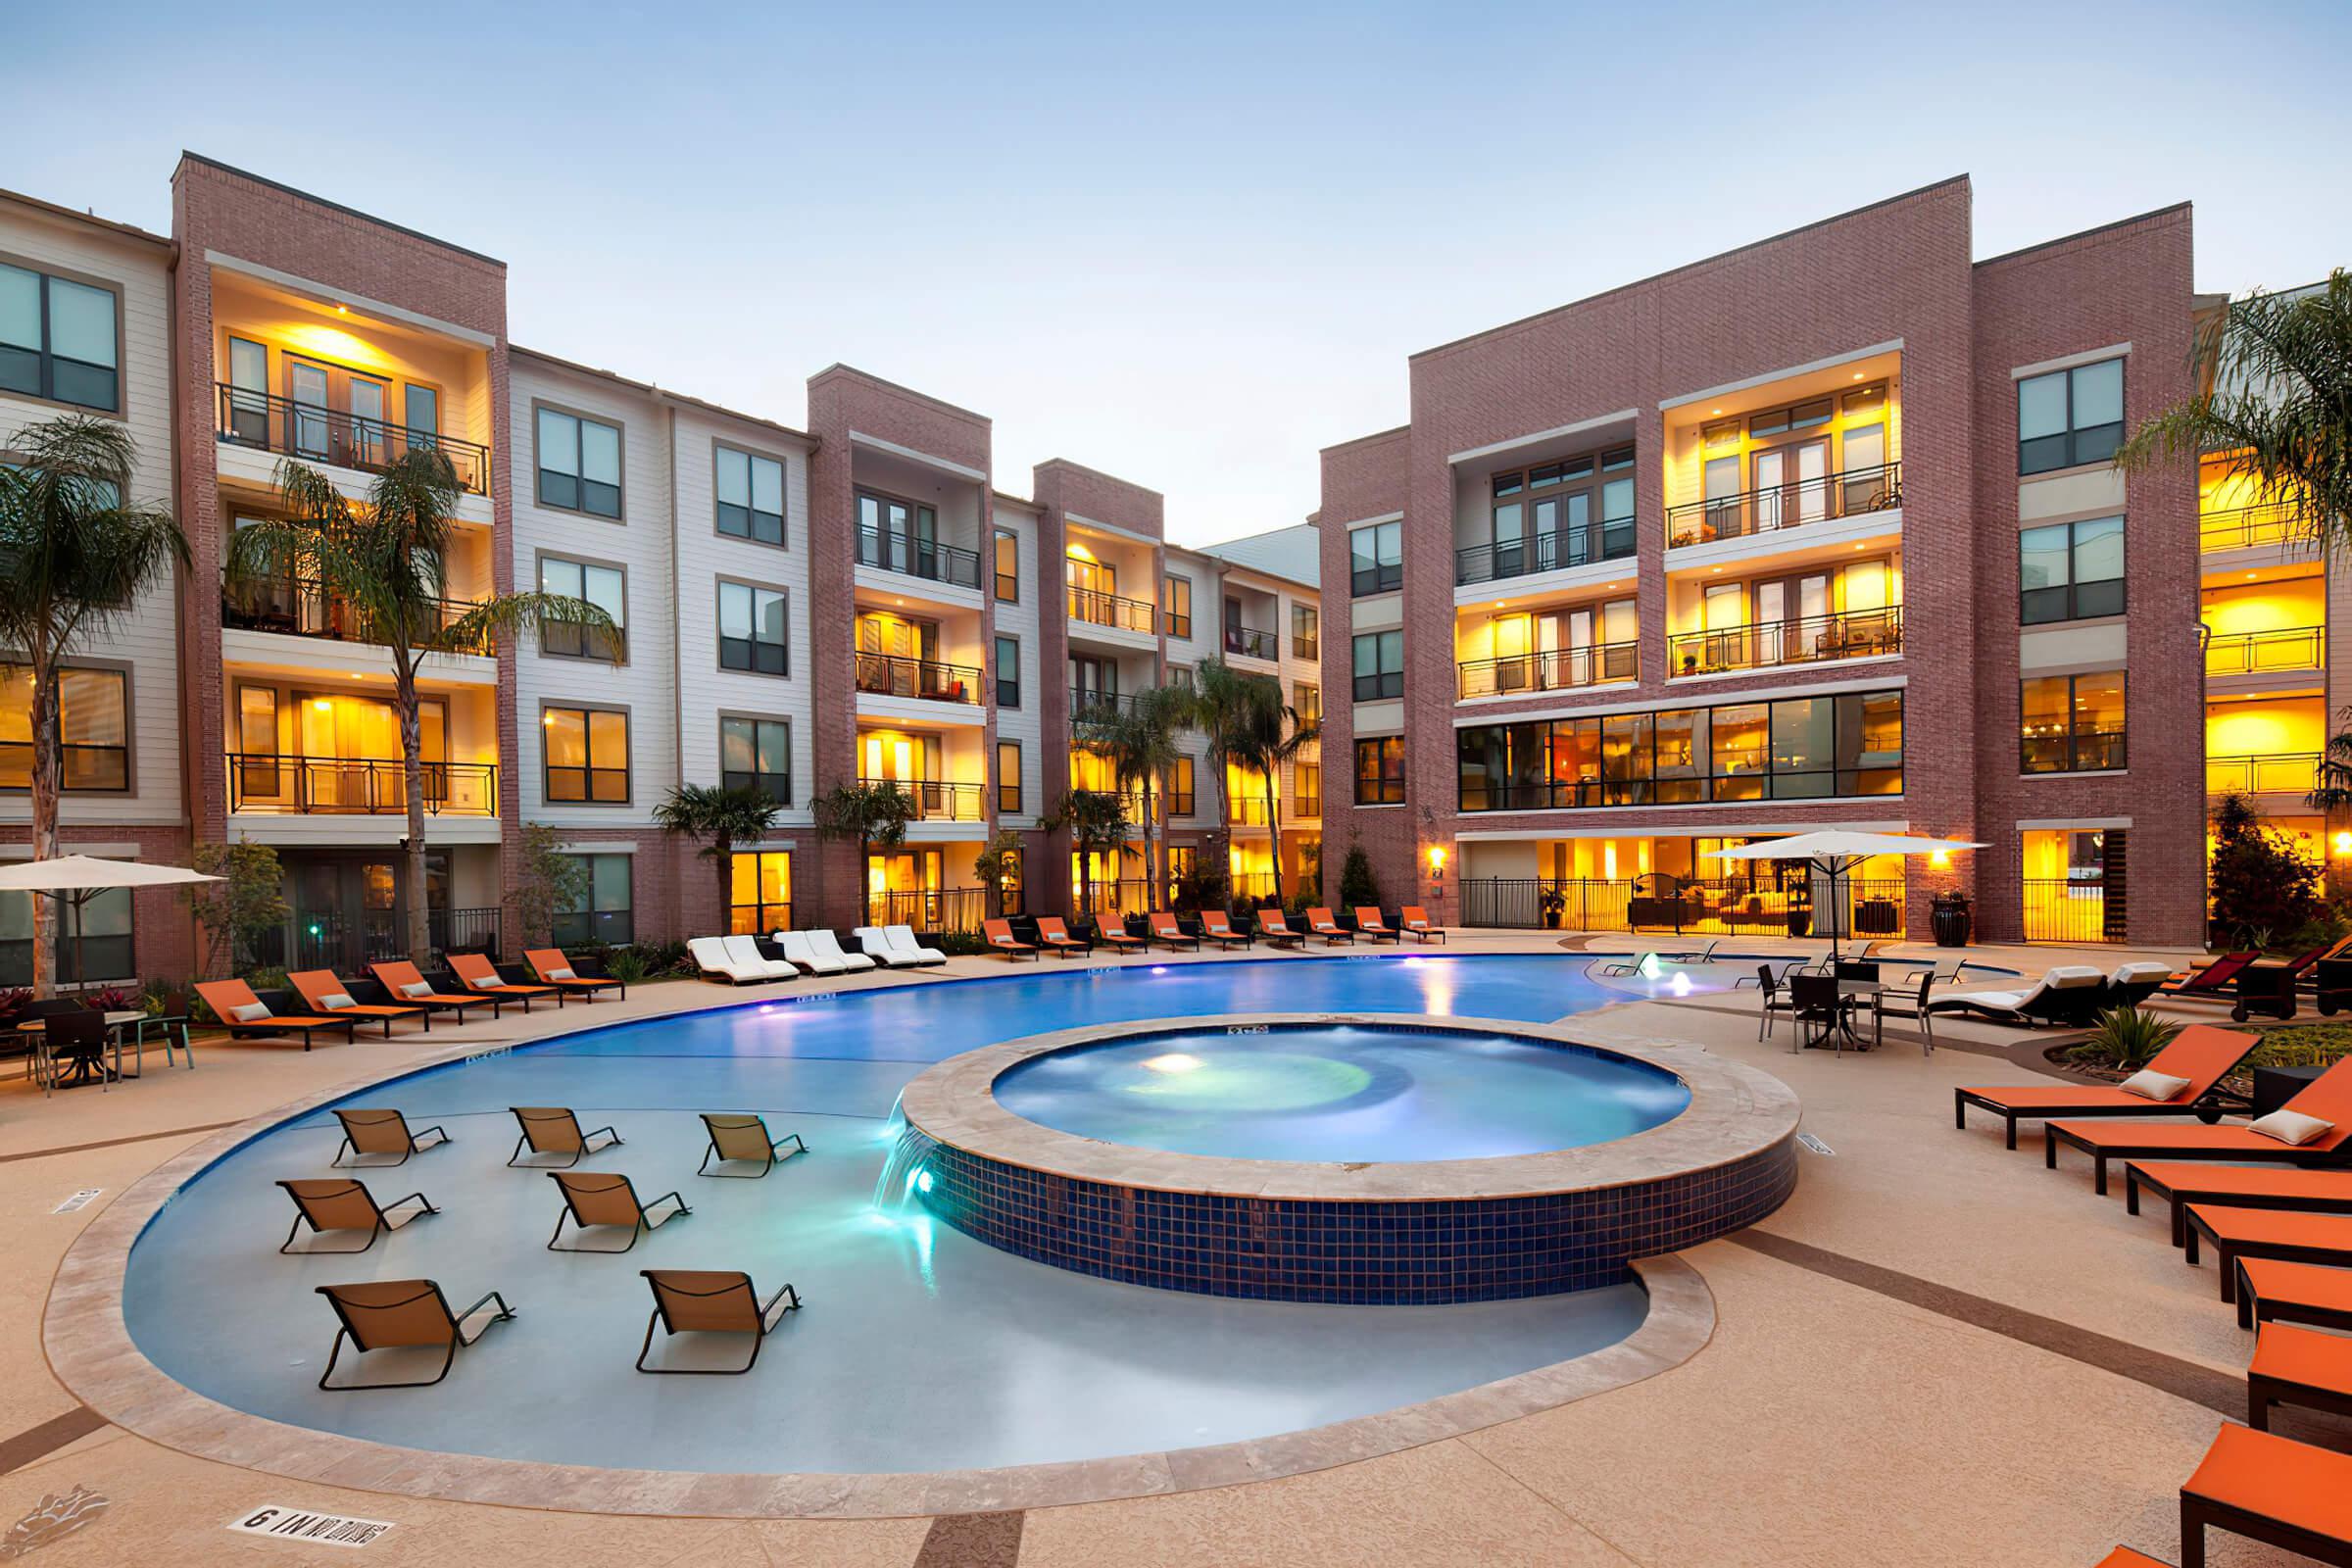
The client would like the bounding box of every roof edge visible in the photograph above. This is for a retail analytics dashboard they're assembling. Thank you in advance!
[175,152,504,269]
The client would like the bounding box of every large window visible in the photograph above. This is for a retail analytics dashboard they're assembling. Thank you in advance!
[1170,756,1196,815]
[1298,760,1321,818]
[998,740,1022,814]
[0,663,128,791]
[543,705,630,803]
[1164,574,1192,639]
[994,528,1018,602]
[1295,682,1321,723]
[0,884,132,986]
[717,581,789,675]
[0,261,119,412]
[728,851,791,937]
[1355,737,1406,805]
[539,557,626,661]
[715,446,785,546]
[2022,672,2126,773]
[2019,359,2124,475]
[2020,516,2125,623]
[554,854,632,946]
[1483,447,1638,577]
[720,715,791,805]
[1292,603,1319,660]
[1457,690,1903,810]
[995,634,1020,709]
[1352,630,1403,701]
[1350,521,1402,596]
[536,406,622,518]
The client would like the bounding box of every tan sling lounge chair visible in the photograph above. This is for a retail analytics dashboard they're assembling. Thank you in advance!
[331,1107,451,1168]
[314,1278,514,1390]
[276,1178,436,1253]
[547,1171,690,1252]
[507,1106,622,1168]
[447,952,559,1010]
[288,969,431,1036]
[636,1268,802,1374]
[697,1112,808,1177]
[193,979,359,1052]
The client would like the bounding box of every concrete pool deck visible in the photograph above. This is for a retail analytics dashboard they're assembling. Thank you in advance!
[0,931,2321,1564]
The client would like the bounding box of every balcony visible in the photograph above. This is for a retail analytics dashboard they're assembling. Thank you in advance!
[216,385,489,495]
[858,777,985,821]
[1071,689,1142,717]
[2207,752,2322,794]
[1456,521,1636,587]
[2206,625,2325,676]
[1669,607,1902,678]
[1458,641,1638,700]
[1224,625,1278,661]
[1667,461,1901,549]
[856,525,981,591]
[222,569,492,655]
[2201,502,2309,554]
[855,652,982,705]
[226,755,498,815]
[1067,586,1158,633]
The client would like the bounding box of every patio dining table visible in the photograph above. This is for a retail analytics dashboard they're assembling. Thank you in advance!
[13,1010,172,1089]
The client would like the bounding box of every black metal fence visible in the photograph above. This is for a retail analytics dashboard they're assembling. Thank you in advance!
[1459,876,1905,937]
[2021,878,2122,944]
[1666,460,1901,548]
[856,525,981,589]
[216,383,492,494]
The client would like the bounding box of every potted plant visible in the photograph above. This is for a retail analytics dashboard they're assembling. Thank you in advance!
[1931,889,1972,948]
[1540,884,1566,929]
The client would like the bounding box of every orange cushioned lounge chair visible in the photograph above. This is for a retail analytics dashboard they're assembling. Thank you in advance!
[696,1112,808,1178]
[1255,907,1304,950]
[547,1171,689,1253]
[2091,1550,2172,1568]
[276,1178,436,1254]
[2179,1422,2352,1568]
[2126,1162,2352,1248]
[1034,916,1089,957]
[1199,910,1252,951]
[331,1107,451,1168]
[982,918,1039,961]
[525,948,625,1001]
[447,952,558,1010]
[2044,1057,2352,1195]
[507,1106,622,1168]
[1400,906,1447,944]
[2234,1257,2352,1334]
[369,959,500,1021]
[1354,906,1400,944]
[1304,907,1353,946]
[288,969,430,1037]
[1147,911,1200,952]
[636,1268,803,1374]
[193,979,360,1052]
[2185,1206,2352,1302]
[1088,914,1144,951]
[314,1278,514,1390]
[1955,1024,2258,1151]
[2247,1321,2352,1432]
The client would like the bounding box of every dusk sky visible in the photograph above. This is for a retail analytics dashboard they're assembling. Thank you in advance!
[15,0,2349,546]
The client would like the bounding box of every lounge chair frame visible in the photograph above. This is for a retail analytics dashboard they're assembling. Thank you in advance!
[2235,1258,2352,1334]
[1034,917,1091,958]
[287,969,431,1037]
[2180,1443,2352,1568]
[331,1108,451,1168]
[635,1271,802,1375]
[447,953,558,1011]
[2185,1205,2352,1303]
[696,1113,808,1178]
[315,1281,514,1391]
[2126,1161,2352,1248]
[507,1107,623,1168]
[1146,914,1200,953]
[1198,913,1251,952]
[2045,1120,2344,1196]
[1303,909,1353,947]
[277,1180,436,1254]
[547,1172,690,1253]
[1353,907,1401,945]
[192,980,362,1052]
[368,960,500,1021]
[524,949,627,1002]
[1253,910,1304,950]
[2247,1326,2352,1433]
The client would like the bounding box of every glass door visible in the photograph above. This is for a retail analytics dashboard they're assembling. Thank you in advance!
[288,359,330,460]
[227,337,269,444]
[348,376,387,469]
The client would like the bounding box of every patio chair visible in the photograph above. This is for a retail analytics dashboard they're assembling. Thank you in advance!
[369,959,499,1021]
[786,929,856,973]
[30,1008,112,1092]
[547,1171,689,1253]
[2107,961,2178,1008]
[288,969,431,1036]
[192,979,361,1052]
[2186,1207,2352,1302]
[331,1107,451,1168]
[1926,966,2108,1029]
[1254,907,1304,950]
[1303,907,1353,946]
[1954,1023,2257,1150]
[1085,915,1145,952]
[809,929,877,972]
[1147,911,1200,952]
[983,918,1039,961]
[447,952,558,1010]
[2248,1321,2352,1433]
[2234,1256,2352,1334]
[696,1112,808,1177]
[1753,964,1795,1043]
[1034,916,1090,956]
[689,936,770,985]
[2155,951,2259,999]
[314,1278,514,1390]
[507,1106,622,1168]
[276,1178,436,1253]
[524,949,625,1001]
[883,925,946,964]
[1399,906,1447,944]
[1873,968,1936,1055]
[636,1268,801,1374]
[2127,1162,2352,1249]
[2179,1421,2352,1567]
[718,935,798,981]
[1199,910,1252,951]
[1788,971,1860,1055]
[2045,1056,2352,1194]
[1353,907,1400,944]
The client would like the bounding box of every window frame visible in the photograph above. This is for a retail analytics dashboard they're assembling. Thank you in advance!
[1163,573,1193,639]
[539,701,633,807]
[1170,755,1196,816]
[1354,736,1406,806]
[2018,359,2125,475]
[711,439,788,549]
[727,849,792,938]
[1351,629,1404,702]
[997,739,1022,814]
[553,853,634,947]
[535,551,628,663]
[715,577,791,678]
[0,657,133,795]
[1350,519,1402,596]
[0,252,124,416]
[1291,602,1319,660]
[994,634,1020,709]
[718,712,793,806]
[2020,670,2128,775]
[994,527,1019,602]
[532,400,625,520]
[2018,514,2127,624]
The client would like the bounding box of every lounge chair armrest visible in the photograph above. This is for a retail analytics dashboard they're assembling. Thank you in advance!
[415,1124,452,1149]
[645,1191,691,1225]
[455,1290,515,1343]
[383,1192,438,1224]
[760,1283,803,1329]
[771,1131,808,1158]
[585,1125,622,1150]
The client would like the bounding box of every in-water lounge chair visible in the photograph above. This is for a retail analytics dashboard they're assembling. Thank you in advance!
[1035,916,1090,956]
[808,929,876,972]
[2179,1421,2352,1568]
[1199,910,1251,951]
[276,1178,436,1254]
[1400,906,1447,944]
[1147,912,1200,953]
[882,925,944,965]
[507,1106,622,1168]
[2045,1057,2352,1194]
[1927,965,2110,1028]
[369,959,500,1021]
[1354,906,1400,944]
[547,1171,690,1252]
[331,1108,450,1168]
[696,1112,808,1178]
[1254,908,1304,950]
[314,1278,514,1390]
[1953,1023,2258,1150]
[2127,1161,2352,1248]
[2247,1321,2352,1431]
[288,969,431,1036]
[982,918,1039,961]
[524,948,625,1001]
[2234,1256,2352,1334]
[2186,1206,2352,1302]
[1304,907,1354,946]
[689,936,776,985]
[193,979,361,1052]
[447,952,558,1010]
[636,1268,802,1374]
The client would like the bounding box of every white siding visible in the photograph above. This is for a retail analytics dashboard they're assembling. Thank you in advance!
[993,503,1043,829]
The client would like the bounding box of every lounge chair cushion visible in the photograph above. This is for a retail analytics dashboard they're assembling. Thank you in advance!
[2121,1069,2192,1102]
[2252,1108,2335,1147]
[319,992,356,1010]
[230,1002,270,1022]
[547,966,576,981]
[2112,962,2174,985]
[399,980,432,998]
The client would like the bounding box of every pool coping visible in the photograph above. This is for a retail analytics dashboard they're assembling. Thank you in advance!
[45,965,1725,1518]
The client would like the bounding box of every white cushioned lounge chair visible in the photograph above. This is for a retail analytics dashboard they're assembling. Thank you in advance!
[886,924,947,965]
[719,934,798,981]
[808,929,877,973]
[855,927,926,967]
[774,930,843,976]
[1926,965,2108,1028]
[689,937,774,985]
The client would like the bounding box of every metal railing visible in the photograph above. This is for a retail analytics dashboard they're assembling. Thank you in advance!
[2205,624,2324,676]
[855,651,983,704]
[226,755,499,815]
[2200,501,2311,553]
[1067,585,1159,633]
[216,383,489,494]
[1459,876,1905,937]
[221,568,492,655]
[248,906,503,972]
[1070,689,1140,717]
[2022,878,2122,944]
[1224,625,1278,660]
[1227,795,1271,825]
[858,777,985,820]
[1455,521,1636,586]
[2207,752,2322,794]
[1668,607,1902,677]
[1666,460,1902,548]
[1460,762,1902,811]
[856,525,981,590]
[2021,730,2127,774]
[864,887,986,934]
[1457,641,1638,699]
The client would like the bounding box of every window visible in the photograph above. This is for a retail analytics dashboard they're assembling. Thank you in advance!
[2019,359,2125,474]
[2022,672,2126,773]
[1169,756,1196,815]
[1294,683,1321,724]
[539,557,625,661]
[2019,516,2125,623]
[717,581,789,675]
[998,740,1022,814]
[728,851,791,937]
[1355,737,1406,805]
[0,261,119,412]
[1164,574,1192,639]
[995,634,1020,708]
[536,406,622,517]
[720,716,791,805]
[543,706,629,803]
[1292,603,1319,660]
[1297,760,1321,818]
[1352,630,1403,701]
[715,446,785,546]
[1350,520,1402,596]
[1167,664,1195,693]
[1,884,131,986]
[554,854,633,946]
[0,663,127,791]
[990,528,1018,602]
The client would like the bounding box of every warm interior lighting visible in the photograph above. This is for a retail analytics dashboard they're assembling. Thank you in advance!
[1852,371,1864,380]
[542,712,558,725]
[1711,408,1723,416]
[311,698,331,712]
[2335,831,2352,857]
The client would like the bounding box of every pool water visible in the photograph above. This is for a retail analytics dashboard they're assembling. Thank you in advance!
[994,1023,1690,1161]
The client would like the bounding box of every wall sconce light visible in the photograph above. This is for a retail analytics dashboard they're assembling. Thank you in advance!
[1426,844,1449,879]
[2334,830,2351,858]
[1929,848,1951,869]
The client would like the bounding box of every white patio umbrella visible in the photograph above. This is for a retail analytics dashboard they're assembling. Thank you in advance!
[0,855,220,994]
[1705,830,1984,969]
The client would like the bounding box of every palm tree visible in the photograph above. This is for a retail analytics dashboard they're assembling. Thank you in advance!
[1260,705,1322,905]
[653,784,782,934]
[811,779,917,925]
[1188,658,1283,903]
[1075,685,1186,899]
[0,416,187,994]
[224,450,614,963]
[1046,788,1133,917]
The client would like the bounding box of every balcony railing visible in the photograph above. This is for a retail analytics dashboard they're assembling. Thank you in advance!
[1067,585,1158,633]
[866,886,986,934]
[1071,689,1140,718]
[2205,624,2324,676]
[2021,730,2127,774]
[1458,876,1906,937]
[1455,520,1636,586]
[2200,501,2311,553]
[1669,607,1903,677]
[858,777,985,821]
[1666,460,1902,549]
[1458,641,1638,699]
[2207,752,2322,794]
[245,906,504,973]
[226,755,499,815]
[221,568,492,655]
[216,384,489,495]
[855,652,983,705]
[856,524,981,590]
[1224,625,1278,661]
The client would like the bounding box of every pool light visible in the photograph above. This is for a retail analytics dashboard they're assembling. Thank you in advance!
[1142,1052,1203,1074]
[1150,965,1168,975]
[915,1169,934,1194]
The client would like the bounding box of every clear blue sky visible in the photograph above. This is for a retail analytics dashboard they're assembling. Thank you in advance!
[15,1,2350,545]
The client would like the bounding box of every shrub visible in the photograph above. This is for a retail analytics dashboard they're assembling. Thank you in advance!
[2208,792,2321,948]
[185,839,290,977]
[514,823,589,951]
[603,948,652,987]
[2068,1005,2183,1072]
[1339,840,1380,909]
[934,930,991,957]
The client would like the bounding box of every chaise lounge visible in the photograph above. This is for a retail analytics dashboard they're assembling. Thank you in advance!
[331,1108,451,1168]
[696,1112,808,1178]
[1035,916,1091,956]
[1399,905,1447,944]
[276,1179,437,1254]
[983,918,1039,961]
[2126,1161,2352,1248]
[2178,1421,2352,1568]
[525,948,626,1002]
[1927,965,2110,1028]
[314,1278,514,1390]
[2185,1206,2352,1302]
[1953,1023,2257,1150]
[635,1268,802,1374]
[448,952,559,1010]
[288,969,432,1036]
[507,1106,622,1168]
[1199,910,1252,951]
[547,1171,690,1253]
[2234,1256,2352,1334]
[369,959,501,1021]
[2045,1057,2352,1194]
[1147,911,1200,952]
[193,979,361,1052]
[689,936,784,984]
[1304,907,1353,946]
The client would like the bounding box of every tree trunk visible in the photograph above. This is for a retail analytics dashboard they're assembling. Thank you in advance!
[858,832,871,926]
[396,661,431,963]
[1080,843,1095,917]
[1141,777,1157,905]
[1264,771,1283,910]
[716,841,735,936]
[27,633,60,999]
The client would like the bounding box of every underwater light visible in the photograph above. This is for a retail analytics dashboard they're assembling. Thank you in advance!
[1143,1053,1204,1074]
[915,1169,934,1194]
[1151,965,1168,975]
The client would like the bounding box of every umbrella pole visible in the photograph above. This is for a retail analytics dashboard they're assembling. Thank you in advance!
[72,891,88,995]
